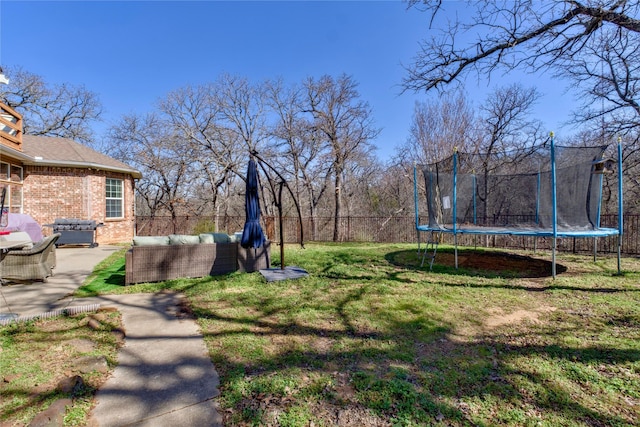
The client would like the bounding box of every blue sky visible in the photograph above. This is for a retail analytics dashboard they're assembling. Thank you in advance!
[1,1,578,160]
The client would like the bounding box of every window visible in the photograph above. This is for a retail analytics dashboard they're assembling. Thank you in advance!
[10,185,22,213]
[0,162,23,213]
[0,162,8,180]
[106,178,123,219]
[10,165,22,182]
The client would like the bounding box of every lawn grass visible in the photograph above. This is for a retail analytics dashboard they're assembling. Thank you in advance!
[0,311,123,426]
[4,242,640,426]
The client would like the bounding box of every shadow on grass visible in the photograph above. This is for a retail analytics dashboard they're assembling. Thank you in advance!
[69,245,639,425]
[190,282,639,426]
[0,316,120,425]
[192,289,471,425]
[105,264,125,286]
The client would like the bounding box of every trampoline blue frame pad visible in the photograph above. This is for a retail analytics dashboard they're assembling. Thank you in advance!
[416,225,619,238]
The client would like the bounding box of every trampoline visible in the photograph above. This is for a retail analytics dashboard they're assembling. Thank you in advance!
[413,135,623,277]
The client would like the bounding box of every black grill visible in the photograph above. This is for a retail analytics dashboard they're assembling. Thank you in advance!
[45,219,103,247]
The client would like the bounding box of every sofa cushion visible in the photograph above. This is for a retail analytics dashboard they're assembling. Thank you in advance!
[213,233,231,243]
[133,236,170,246]
[199,233,215,244]
[229,232,243,243]
[168,234,201,245]
[200,232,231,243]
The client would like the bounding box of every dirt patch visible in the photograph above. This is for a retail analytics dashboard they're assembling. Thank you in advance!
[435,251,562,277]
[391,249,565,278]
[446,304,558,343]
[484,305,557,329]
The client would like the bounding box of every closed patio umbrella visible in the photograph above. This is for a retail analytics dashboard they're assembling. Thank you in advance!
[241,158,266,249]
[242,154,309,281]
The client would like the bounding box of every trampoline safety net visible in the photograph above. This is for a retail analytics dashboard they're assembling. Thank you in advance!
[419,144,612,234]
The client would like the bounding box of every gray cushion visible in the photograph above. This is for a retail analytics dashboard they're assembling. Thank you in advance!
[199,233,215,244]
[168,234,201,245]
[133,236,170,246]
[202,232,231,243]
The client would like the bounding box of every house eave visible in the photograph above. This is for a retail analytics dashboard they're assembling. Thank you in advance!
[30,158,143,179]
[0,145,143,179]
[0,146,31,162]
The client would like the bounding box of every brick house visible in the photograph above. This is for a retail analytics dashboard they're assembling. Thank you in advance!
[0,101,141,244]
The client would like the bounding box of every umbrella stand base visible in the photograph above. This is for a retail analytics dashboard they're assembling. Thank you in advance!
[259,266,309,282]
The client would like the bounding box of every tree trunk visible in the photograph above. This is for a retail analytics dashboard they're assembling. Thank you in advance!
[333,171,342,241]
[309,201,317,241]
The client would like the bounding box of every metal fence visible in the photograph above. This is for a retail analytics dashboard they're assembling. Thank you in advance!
[134,213,640,255]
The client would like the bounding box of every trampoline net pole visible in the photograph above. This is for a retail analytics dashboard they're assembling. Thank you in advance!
[617,235,622,274]
[414,164,421,254]
[552,238,557,279]
[453,149,458,269]
[551,133,557,279]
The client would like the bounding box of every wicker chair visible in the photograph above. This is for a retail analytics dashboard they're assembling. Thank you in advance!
[0,233,60,282]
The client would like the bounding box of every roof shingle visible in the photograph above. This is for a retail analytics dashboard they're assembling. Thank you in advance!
[21,135,141,178]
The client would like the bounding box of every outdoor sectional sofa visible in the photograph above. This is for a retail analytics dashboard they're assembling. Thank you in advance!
[124,233,271,285]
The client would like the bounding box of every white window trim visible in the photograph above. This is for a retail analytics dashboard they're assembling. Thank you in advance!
[106,178,124,219]
[0,162,24,213]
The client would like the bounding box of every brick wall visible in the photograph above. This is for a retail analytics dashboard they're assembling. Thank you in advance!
[23,166,136,244]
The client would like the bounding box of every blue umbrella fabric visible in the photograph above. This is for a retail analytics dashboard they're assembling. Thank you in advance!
[241,158,266,249]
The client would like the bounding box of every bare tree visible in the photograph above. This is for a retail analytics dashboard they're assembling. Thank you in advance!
[567,26,640,134]
[340,146,381,216]
[396,91,476,165]
[107,113,195,231]
[210,75,275,219]
[108,73,383,237]
[0,65,102,145]
[159,84,244,221]
[402,85,545,224]
[367,161,413,216]
[403,1,640,93]
[474,84,546,220]
[214,74,269,154]
[265,78,332,239]
[303,74,381,241]
[477,84,544,156]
